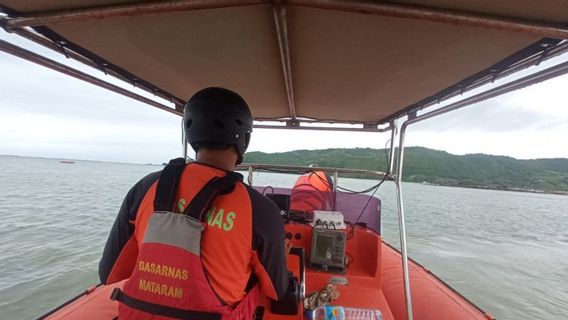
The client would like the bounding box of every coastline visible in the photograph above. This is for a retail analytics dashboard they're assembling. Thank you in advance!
[418,181,568,196]
[2,154,567,196]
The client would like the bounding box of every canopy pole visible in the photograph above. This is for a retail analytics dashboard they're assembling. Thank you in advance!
[3,0,568,39]
[2,27,186,110]
[392,58,568,320]
[247,167,254,185]
[273,4,297,119]
[289,0,568,39]
[387,121,398,175]
[394,118,413,320]
[0,39,181,116]
[253,123,386,132]
[181,119,188,161]
[1,0,267,28]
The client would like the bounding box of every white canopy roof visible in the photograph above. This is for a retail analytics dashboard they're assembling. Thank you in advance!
[1,0,567,125]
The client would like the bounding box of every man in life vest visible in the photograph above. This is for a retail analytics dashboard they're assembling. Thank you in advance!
[99,87,288,319]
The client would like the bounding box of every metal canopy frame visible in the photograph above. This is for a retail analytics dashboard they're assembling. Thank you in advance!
[3,0,568,39]
[2,1,568,127]
[0,38,182,116]
[238,163,389,185]
[272,4,296,120]
[390,58,568,320]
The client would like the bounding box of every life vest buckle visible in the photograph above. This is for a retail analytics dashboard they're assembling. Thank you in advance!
[110,287,121,301]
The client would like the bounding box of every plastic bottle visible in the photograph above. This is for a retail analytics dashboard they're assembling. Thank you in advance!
[309,306,344,320]
[344,307,382,320]
[309,306,382,320]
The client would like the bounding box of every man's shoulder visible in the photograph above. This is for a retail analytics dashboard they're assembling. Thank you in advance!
[127,170,162,200]
[242,184,280,214]
[242,183,270,203]
[136,170,162,188]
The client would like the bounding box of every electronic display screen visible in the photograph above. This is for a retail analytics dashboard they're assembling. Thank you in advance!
[315,234,333,259]
[267,193,290,213]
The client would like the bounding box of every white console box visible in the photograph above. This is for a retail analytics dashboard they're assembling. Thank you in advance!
[310,210,346,230]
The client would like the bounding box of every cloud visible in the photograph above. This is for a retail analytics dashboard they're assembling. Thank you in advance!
[1,30,567,162]
[412,72,568,133]
[0,51,182,164]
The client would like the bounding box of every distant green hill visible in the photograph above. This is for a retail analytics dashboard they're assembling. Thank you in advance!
[244,147,568,194]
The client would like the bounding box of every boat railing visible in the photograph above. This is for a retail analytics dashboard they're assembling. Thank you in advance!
[237,163,390,188]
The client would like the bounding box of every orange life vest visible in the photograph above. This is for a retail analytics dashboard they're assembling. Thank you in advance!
[111,158,259,320]
[290,171,334,212]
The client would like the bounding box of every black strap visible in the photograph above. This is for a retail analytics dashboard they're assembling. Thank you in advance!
[154,158,187,212]
[183,171,243,220]
[154,158,243,219]
[111,288,221,320]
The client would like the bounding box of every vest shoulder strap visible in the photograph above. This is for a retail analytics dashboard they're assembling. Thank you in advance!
[154,158,187,212]
[183,171,243,221]
[154,158,244,219]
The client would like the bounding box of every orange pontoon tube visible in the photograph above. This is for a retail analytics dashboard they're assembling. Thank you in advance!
[290,171,334,213]
[2,1,568,319]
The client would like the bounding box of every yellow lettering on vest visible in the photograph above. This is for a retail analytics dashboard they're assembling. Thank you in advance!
[177,198,186,213]
[138,261,189,280]
[205,206,216,224]
[174,287,183,299]
[210,209,224,228]
[139,278,146,290]
[223,211,236,231]
[150,282,158,293]
[155,264,162,275]
[167,266,175,278]
[204,207,237,231]
[152,282,160,294]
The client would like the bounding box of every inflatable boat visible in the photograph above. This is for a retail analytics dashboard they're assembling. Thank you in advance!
[38,177,494,320]
[1,1,567,319]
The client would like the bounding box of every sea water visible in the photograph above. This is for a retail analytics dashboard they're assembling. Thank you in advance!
[0,155,567,319]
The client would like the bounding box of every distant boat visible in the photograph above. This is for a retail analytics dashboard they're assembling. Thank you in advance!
[59,160,75,164]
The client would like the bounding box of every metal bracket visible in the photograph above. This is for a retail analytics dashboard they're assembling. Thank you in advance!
[98,62,109,75]
[407,110,418,120]
[57,41,70,58]
[385,173,397,181]
[363,123,377,131]
[536,44,552,66]
[491,68,502,83]
[286,119,300,128]
[0,17,12,33]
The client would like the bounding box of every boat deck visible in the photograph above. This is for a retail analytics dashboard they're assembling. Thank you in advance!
[42,223,491,320]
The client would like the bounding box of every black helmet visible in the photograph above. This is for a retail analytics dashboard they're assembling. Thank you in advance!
[184,87,253,164]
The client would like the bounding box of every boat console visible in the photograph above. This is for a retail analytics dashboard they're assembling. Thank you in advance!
[309,227,347,273]
[257,187,387,320]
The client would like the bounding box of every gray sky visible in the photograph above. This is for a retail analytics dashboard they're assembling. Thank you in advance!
[1,31,567,164]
